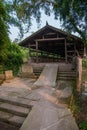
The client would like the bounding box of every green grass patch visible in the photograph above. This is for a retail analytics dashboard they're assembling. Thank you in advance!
[79,121,87,130]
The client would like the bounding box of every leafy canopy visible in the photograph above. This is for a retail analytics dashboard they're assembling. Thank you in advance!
[2,0,87,44]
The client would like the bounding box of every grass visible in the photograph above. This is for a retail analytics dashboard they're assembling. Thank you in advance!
[69,59,87,130]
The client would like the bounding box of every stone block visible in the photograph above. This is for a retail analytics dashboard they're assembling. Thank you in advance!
[5,70,13,80]
[22,64,33,74]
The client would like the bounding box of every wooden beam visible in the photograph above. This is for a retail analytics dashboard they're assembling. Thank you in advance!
[29,44,36,47]
[35,38,65,42]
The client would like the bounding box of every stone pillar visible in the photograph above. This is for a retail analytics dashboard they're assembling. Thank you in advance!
[76,57,82,92]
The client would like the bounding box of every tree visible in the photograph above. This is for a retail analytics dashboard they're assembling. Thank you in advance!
[0,1,10,63]
[52,0,87,44]
[6,0,87,44]
[1,0,87,44]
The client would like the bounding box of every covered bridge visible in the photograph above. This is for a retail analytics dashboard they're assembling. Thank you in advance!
[19,23,84,63]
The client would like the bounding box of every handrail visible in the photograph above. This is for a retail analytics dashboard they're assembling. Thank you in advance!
[30,48,61,59]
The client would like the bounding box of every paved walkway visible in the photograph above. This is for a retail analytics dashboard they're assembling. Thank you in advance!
[20,85,78,130]
[0,77,79,130]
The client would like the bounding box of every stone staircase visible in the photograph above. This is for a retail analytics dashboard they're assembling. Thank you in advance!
[33,65,44,78]
[56,63,77,81]
[0,96,32,129]
[57,71,77,80]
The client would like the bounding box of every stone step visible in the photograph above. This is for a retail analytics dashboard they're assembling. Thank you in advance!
[57,71,76,80]
[0,96,32,128]
[33,70,43,73]
[58,77,76,80]
[58,71,76,74]
[8,115,25,127]
[0,103,29,117]
[19,73,36,78]
[33,67,43,70]
[0,111,25,127]
[0,121,19,130]
[0,95,32,108]
[34,72,41,74]
[58,74,76,77]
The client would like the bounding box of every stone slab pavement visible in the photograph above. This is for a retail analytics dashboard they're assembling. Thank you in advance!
[0,77,79,130]
[20,85,79,130]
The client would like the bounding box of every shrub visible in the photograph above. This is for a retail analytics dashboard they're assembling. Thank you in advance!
[4,43,23,76]
[79,121,87,130]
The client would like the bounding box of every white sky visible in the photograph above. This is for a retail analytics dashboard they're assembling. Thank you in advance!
[9,12,63,42]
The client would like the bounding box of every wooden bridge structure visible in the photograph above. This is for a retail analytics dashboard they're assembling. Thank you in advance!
[19,23,84,63]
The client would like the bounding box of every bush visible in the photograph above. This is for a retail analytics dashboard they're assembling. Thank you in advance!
[79,121,87,130]
[4,53,23,76]
[4,43,23,76]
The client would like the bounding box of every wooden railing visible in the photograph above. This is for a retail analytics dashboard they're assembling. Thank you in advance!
[30,49,65,63]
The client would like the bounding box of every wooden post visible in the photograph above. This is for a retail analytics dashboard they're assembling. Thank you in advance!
[36,41,38,63]
[65,39,67,63]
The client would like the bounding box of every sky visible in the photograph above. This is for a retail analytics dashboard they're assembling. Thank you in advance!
[9,12,63,42]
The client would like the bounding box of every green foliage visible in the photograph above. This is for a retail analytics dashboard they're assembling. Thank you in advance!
[1,0,87,43]
[3,0,86,43]
[82,59,87,67]
[69,80,80,114]
[0,1,10,63]
[20,47,29,62]
[79,121,87,130]
[4,43,23,76]
[52,0,87,44]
